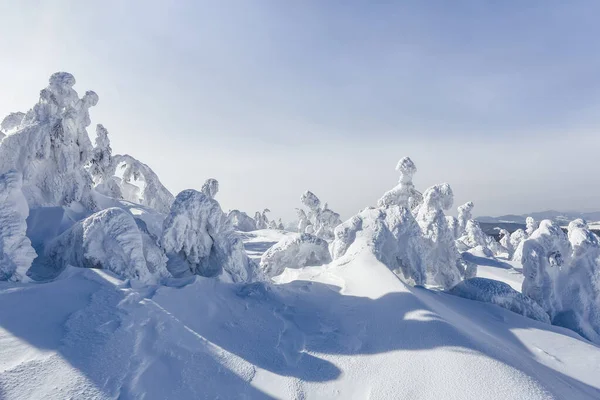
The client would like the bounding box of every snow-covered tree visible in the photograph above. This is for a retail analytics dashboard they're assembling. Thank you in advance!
[0,171,37,282]
[299,190,341,241]
[0,72,98,209]
[377,157,422,210]
[296,208,311,232]
[525,216,539,237]
[260,233,332,277]
[0,112,25,135]
[110,154,174,213]
[162,189,260,282]
[227,210,257,232]
[88,124,122,199]
[416,183,464,289]
[498,228,514,258]
[45,207,168,284]
[201,178,219,199]
[277,218,285,230]
[457,201,474,236]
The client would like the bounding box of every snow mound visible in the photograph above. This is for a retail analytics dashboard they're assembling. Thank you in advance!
[161,189,260,282]
[227,209,257,232]
[110,154,174,214]
[0,171,37,282]
[449,277,550,323]
[260,233,332,277]
[0,72,97,209]
[44,207,168,284]
[332,206,427,286]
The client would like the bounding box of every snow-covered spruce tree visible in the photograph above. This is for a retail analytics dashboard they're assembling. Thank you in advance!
[498,228,514,258]
[110,154,174,214]
[162,189,260,282]
[201,178,219,199]
[416,183,465,289]
[526,216,539,237]
[88,124,122,199]
[45,207,168,284]
[457,201,474,237]
[377,157,423,211]
[277,218,285,230]
[227,209,257,232]
[299,190,342,241]
[510,229,527,261]
[331,206,427,286]
[260,233,332,278]
[296,208,311,233]
[0,171,37,282]
[0,72,98,209]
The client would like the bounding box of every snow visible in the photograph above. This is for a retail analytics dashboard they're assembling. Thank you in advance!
[377,156,422,210]
[44,207,168,284]
[299,190,342,241]
[0,171,37,282]
[161,189,260,283]
[260,233,331,277]
[227,209,257,232]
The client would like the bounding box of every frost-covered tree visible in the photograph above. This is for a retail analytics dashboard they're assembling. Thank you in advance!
[498,228,514,258]
[110,154,174,213]
[45,207,168,284]
[0,72,98,209]
[457,201,474,236]
[296,208,311,233]
[377,157,422,210]
[162,189,260,282]
[299,190,341,241]
[227,210,257,232]
[0,112,25,135]
[525,216,539,237]
[416,183,464,289]
[260,233,332,277]
[88,124,122,199]
[277,218,285,230]
[0,171,37,282]
[201,178,219,199]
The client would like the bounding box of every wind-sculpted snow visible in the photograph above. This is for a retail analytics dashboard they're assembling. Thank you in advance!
[162,189,260,282]
[110,154,174,214]
[520,219,600,344]
[331,206,427,286]
[377,157,423,210]
[44,207,168,284]
[416,183,465,289]
[450,277,550,323]
[299,190,342,241]
[227,209,257,232]
[0,72,97,209]
[517,220,600,342]
[0,171,37,281]
[260,233,332,277]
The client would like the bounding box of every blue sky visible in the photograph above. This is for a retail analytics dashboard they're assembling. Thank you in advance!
[2,1,600,220]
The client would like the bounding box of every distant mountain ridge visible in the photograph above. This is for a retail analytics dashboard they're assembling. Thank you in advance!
[477,210,600,225]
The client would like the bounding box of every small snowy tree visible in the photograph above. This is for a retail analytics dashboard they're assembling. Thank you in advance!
[377,157,422,210]
[201,178,219,199]
[296,208,311,233]
[260,233,332,277]
[498,228,514,258]
[416,183,464,289]
[299,190,341,241]
[525,216,539,237]
[457,201,474,236]
[88,124,122,199]
[227,210,257,232]
[0,171,37,282]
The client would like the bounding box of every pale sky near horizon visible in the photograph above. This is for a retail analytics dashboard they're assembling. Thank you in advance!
[2,1,600,221]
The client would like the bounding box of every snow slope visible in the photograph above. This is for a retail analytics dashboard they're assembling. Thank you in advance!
[1,231,599,400]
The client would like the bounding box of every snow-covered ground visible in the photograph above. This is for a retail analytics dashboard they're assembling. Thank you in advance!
[1,230,599,400]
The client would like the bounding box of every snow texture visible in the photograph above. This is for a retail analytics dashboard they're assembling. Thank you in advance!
[0,72,97,209]
[260,232,332,277]
[110,154,174,214]
[450,277,550,323]
[201,178,219,199]
[44,207,168,284]
[227,209,257,232]
[377,156,423,210]
[0,171,37,282]
[161,189,260,282]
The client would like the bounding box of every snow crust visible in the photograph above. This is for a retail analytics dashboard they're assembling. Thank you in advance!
[260,233,331,277]
[0,171,37,281]
[161,189,260,282]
